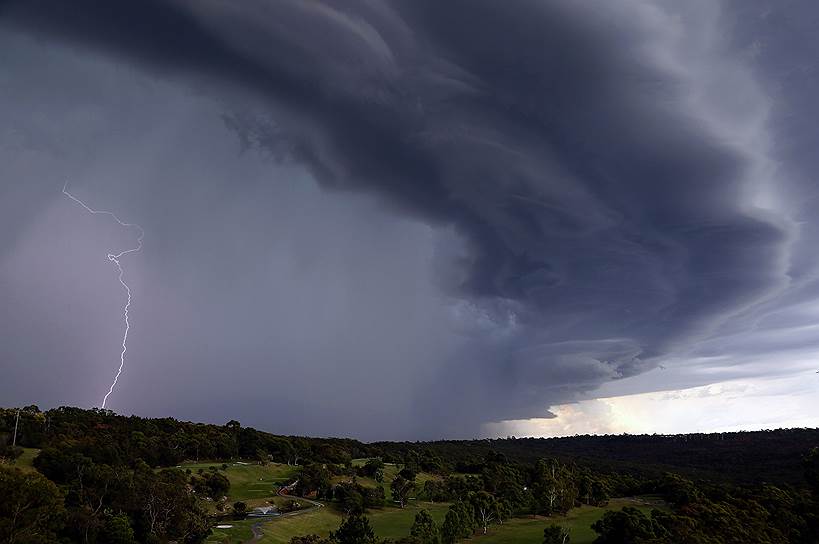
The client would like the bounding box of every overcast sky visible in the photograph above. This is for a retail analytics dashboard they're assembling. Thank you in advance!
[1,0,818,440]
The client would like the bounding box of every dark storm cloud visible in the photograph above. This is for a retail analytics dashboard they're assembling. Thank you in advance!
[1,0,815,436]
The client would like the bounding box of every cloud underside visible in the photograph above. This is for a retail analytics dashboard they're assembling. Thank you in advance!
[2,0,818,437]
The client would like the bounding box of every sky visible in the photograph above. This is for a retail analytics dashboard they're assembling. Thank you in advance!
[0,0,818,440]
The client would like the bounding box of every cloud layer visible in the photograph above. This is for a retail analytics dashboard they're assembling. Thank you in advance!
[1,0,817,438]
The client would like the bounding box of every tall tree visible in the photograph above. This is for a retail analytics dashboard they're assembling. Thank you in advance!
[330,514,378,544]
[0,466,65,544]
[469,491,500,535]
[543,524,570,544]
[391,474,416,509]
[101,513,137,544]
[409,509,439,544]
[591,507,665,544]
[440,508,462,544]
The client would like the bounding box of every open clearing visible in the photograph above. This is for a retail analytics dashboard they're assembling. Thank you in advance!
[334,459,440,500]
[179,461,297,507]
[471,498,658,544]
[9,447,39,472]
[200,459,662,544]
[20,454,657,543]
[257,501,450,543]
[209,496,658,543]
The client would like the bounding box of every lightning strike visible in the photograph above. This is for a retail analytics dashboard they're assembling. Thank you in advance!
[62,181,144,409]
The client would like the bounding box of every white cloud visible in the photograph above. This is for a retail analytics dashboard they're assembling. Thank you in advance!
[482,372,819,438]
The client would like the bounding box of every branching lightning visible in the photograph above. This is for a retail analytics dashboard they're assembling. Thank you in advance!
[62,181,144,409]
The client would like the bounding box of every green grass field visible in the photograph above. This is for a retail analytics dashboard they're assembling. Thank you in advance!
[368,502,449,540]
[179,461,297,506]
[211,497,659,544]
[10,447,39,472]
[200,458,663,544]
[251,501,450,544]
[9,453,661,544]
[206,518,259,544]
[343,459,440,501]
[472,498,658,544]
[204,459,447,543]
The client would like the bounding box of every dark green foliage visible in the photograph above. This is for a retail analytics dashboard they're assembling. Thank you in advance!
[592,507,666,544]
[543,524,570,544]
[441,475,481,502]
[133,464,213,543]
[102,513,137,544]
[409,509,439,544]
[297,463,333,497]
[28,445,212,544]
[360,458,385,482]
[315,443,353,467]
[655,473,702,507]
[440,509,461,544]
[232,501,247,517]
[0,444,23,461]
[290,535,333,544]
[805,447,819,496]
[365,483,386,507]
[332,479,385,514]
[419,451,445,474]
[577,472,611,506]
[191,471,230,498]
[398,467,417,481]
[335,482,366,515]
[280,499,306,513]
[391,472,417,508]
[330,514,378,544]
[481,456,529,511]
[0,466,65,543]
[469,491,502,534]
[592,490,814,544]
[531,459,578,516]
[372,429,819,486]
[2,406,818,544]
[419,479,448,503]
[440,501,477,543]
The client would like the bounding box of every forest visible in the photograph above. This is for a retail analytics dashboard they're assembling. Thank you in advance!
[1,405,817,543]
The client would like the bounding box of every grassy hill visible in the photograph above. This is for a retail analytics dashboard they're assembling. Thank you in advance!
[470,498,659,544]
[179,461,297,507]
[257,501,450,543]
[336,459,440,501]
[199,457,663,544]
[208,497,658,544]
[203,459,448,543]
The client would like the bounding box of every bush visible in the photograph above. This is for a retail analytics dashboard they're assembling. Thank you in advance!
[233,501,247,518]
[102,513,137,544]
[543,524,569,544]
[0,444,23,461]
[280,499,305,513]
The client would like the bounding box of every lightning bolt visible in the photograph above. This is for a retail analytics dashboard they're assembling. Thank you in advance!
[62,181,144,409]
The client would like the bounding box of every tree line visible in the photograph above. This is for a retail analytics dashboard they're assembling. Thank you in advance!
[1,406,817,543]
[288,449,819,544]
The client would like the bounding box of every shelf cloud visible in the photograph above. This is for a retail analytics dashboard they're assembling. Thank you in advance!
[1,0,817,438]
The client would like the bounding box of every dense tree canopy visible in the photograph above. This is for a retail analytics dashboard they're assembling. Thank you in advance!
[0,467,64,544]
[1,406,817,544]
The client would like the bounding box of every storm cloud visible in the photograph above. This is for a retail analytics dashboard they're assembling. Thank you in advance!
[1,1,817,438]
